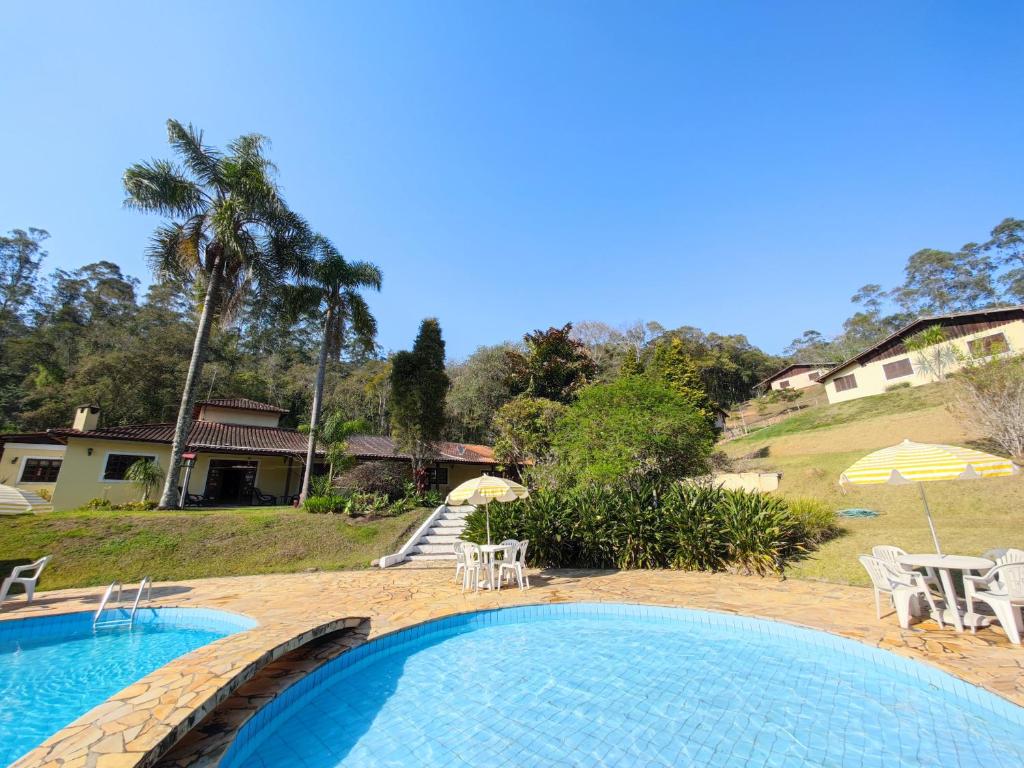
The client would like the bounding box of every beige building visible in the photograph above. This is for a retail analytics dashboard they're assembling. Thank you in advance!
[819,306,1024,404]
[755,363,834,394]
[0,399,322,511]
[0,399,507,512]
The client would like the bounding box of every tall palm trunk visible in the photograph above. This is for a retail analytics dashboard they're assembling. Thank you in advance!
[300,303,334,502]
[157,253,223,509]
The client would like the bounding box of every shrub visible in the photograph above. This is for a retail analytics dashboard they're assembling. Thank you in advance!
[335,461,411,501]
[552,377,715,487]
[786,496,839,544]
[304,495,348,514]
[462,481,820,576]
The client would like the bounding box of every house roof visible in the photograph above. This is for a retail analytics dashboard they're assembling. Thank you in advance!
[0,432,64,446]
[49,421,320,457]
[195,398,290,414]
[756,362,836,388]
[819,304,1024,383]
[346,435,499,465]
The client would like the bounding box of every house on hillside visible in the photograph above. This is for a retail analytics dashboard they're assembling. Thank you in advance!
[818,305,1024,404]
[0,398,325,511]
[755,363,835,394]
[344,435,506,495]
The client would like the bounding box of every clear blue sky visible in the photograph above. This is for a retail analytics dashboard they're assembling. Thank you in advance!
[3,2,1022,359]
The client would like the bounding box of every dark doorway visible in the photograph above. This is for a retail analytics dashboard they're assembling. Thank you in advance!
[204,460,258,504]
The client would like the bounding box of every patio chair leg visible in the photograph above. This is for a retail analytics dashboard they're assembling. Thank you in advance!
[873,588,881,620]
[0,579,11,605]
[991,603,1023,645]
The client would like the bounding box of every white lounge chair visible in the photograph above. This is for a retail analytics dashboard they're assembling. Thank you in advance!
[498,539,530,591]
[461,543,485,593]
[0,555,51,608]
[872,545,940,592]
[859,555,943,629]
[964,562,1024,645]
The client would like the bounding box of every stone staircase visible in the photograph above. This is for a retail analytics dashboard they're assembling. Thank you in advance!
[407,505,471,561]
[379,504,473,567]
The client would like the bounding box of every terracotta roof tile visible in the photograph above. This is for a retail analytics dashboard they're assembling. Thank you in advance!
[49,422,319,456]
[195,398,289,414]
[345,435,498,464]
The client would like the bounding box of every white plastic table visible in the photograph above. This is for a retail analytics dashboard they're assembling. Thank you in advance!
[898,553,994,632]
[478,544,509,590]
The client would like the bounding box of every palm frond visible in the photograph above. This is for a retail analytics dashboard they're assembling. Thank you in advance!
[123,160,207,217]
[166,119,223,188]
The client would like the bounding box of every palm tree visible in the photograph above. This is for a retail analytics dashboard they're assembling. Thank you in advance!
[283,235,382,501]
[124,119,310,508]
[125,458,165,503]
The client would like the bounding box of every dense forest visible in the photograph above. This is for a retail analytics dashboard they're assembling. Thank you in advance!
[2,214,1021,444]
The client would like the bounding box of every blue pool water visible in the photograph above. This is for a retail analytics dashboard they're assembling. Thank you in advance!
[0,607,255,766]
[223,604,1024,768]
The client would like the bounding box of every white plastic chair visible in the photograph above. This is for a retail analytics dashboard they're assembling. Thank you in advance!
[498,539,530,591]
[964,562,1024,645]
[859,555,943,629]
[974,549,1024,593]
[461,543,485,593]
[0,556,51,608]
[872,545,940,592]
[452,541,466,584]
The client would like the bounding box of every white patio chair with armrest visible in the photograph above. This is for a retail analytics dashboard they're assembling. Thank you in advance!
[872,545,940,593]
[974,549,1024,593]
[964,562,1024,645]
[498,540,530,591]
[859,555,943,629]
[495,539,518,566]
[452,541,466,584]
[0,555,51,608]
[461,543,485,593]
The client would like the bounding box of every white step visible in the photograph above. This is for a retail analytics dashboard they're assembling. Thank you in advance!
[434,519,467,529]
[407,553,456,561]
[410,543,457,555]
[423,534,459,545]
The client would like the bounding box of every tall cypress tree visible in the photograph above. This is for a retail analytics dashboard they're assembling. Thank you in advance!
[390,318,449,489]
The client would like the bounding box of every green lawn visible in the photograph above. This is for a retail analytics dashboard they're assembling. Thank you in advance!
[724,381,1024,586]
[730,383,947,444]
[0,506,430,590]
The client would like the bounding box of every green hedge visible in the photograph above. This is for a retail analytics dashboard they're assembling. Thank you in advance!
[461,483,836,575]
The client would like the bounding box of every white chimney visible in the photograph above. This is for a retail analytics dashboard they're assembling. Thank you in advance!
[72,405,100,431]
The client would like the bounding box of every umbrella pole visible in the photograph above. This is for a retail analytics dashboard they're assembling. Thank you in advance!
[485,502,491,545]
[918,483,942,556]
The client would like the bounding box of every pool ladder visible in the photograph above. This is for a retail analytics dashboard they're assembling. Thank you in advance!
[93,577,152,630]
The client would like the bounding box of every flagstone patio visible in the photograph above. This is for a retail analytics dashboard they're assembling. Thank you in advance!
[3,566,1022,768]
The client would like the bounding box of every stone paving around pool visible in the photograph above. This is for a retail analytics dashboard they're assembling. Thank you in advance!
[2,565,1022,767]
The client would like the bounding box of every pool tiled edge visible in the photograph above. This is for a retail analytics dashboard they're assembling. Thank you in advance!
[2,566,1022,767]
[8,610,365,768]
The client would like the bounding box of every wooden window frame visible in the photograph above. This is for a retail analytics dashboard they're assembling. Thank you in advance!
[778,380,791,389]
[19,457,63,483]
[968,332,1009,358]
[882,358,914,380]
[833,373,858,392]
[426,467,449,486]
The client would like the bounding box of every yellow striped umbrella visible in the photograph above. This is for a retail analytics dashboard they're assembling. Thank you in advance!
[0,484,53,515]
[839,439,1019,554]
[445,475,529,544]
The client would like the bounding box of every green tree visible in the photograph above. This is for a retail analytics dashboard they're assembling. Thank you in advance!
[446,344,519,442]
[492,395,567,473]
[124,119,309,508]
[0,228,48,329]
[905,324,959,380]
[506,323,597,403]
[646,337,717,427]
[893,247,997,315]
[390,318,449,488]
[280,235,382,501]
[125,458,164,503]
[983,217,1024,302]
[552,377,715,487]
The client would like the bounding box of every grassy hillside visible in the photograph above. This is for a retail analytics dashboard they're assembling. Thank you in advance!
[0,506,429,590]
[723,382,1024,585]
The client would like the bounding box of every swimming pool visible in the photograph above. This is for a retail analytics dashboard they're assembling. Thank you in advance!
[222,603,1024,768]
[0,607,255,766]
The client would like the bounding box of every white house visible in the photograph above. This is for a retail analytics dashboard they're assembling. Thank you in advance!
[818,306,1024,404]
